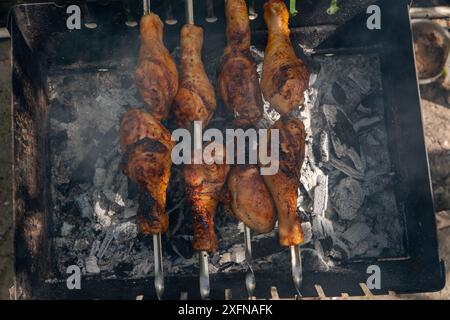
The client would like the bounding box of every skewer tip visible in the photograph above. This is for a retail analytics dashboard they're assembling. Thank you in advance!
[199,251,210,300]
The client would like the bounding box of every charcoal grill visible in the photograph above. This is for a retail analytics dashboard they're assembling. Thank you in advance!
[9,0,445,299]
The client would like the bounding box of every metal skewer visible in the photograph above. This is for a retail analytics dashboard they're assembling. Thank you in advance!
[153,233,164,299]
[244,226,256,299]
[183,0,211,300]
[205,0,218,23]
[248,0,258,20]
[140,0,165,299]
[290,244,303,298]
[143,0,151,15]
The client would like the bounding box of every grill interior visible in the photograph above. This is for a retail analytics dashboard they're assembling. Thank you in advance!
[10,0,444,299]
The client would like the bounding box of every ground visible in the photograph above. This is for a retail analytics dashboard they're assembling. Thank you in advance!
[0,30,449,299]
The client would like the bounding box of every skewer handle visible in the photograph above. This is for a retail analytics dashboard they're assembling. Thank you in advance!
[153,233,165,300]
[199,250,210,300]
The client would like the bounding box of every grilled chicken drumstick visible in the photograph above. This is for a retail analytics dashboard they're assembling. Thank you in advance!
[184,142,229,252]
[135,12,178,120]
[172,24,216,129]
[261,0,309,115]
[120,108,174,234]
[218,0,263,127]
[227,165,276,234]
[262,116,306,246]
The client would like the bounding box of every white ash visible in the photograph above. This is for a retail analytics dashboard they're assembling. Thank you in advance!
[301,54,406,260]
[85,256,101,274]
[60,222,74,237]
[251,47,406,262]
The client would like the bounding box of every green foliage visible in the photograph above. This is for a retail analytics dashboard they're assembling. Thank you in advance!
[327,0,340,15]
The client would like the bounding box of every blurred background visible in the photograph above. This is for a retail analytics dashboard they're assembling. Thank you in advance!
[0,0,449,300]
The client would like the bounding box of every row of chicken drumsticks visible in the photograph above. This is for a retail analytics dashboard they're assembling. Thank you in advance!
[119,0,309,296]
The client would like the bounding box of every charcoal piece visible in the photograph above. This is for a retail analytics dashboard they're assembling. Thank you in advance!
[312,215,335,240]
[123,206,137,219]
[60,222,74,237]
[85,256,101,274]
[230,245,245,264]
[363,172,394,195]
[341,222,371,249]
[93,168,106,187]
[328,158,364,180]
[95,157,106,168]
[322,104,364,172]
[62,75,76,86]
[319,131,330,162]
[360,90,383,112]
[89,239,101,257]
[313,174,328,216]
[356,103,372,115]
[50,99,77,123]
[75,193,93,219]
[331,82,347,104]
[94,192,112,228]
[113,221,138,242]
[98,230,114,259]
[354,115,382,132]
[347,70,372,95]
[219,252,232,264]
[301,222,313,244]
[210,253,220,265]
[114,262,134,277]
[133,258,153,276]
[332,177,365,221]
[103,189,125,207]
[300,161,318,194]
[364,131,381,147]
[169,236,194,259]
[50,130,68,153]
[74,239,90,252]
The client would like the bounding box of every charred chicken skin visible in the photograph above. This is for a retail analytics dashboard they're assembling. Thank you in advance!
[135,13,179,120]
[172,24,216,129]
[120,108,173,151]
[120,109,174,235]
[218,0,263,127]
[184,142,229,252]
[227,165,277,234]
[261,0,309,115]
[262,116,306,246]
